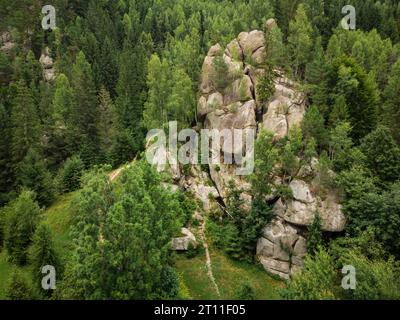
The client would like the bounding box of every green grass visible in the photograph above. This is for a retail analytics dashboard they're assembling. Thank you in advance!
[42,192,77,261]
[175,249,283,300]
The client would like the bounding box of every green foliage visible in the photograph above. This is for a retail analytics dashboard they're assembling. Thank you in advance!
[221,181,273,261]
[328,57,379,142]
[5,270,34,300]
[250,130,278,197]
[63,161,183,299]
[359,126,400,184]
[383,59,400,143]
[68,51,100,166]
[29,224,61,297]
[57,156,85,194]
[3,191,41,265]
[10,80,41,167]
[281,247,337,300]
[302,105,328,149]
[307,213,323,255]
[328,122,354,172]
[234,281,256,300]
[211,55,230,90]
[287,4,313,78]
[16,148,54,207]
[0,104,12,205]
[97,88,118,164]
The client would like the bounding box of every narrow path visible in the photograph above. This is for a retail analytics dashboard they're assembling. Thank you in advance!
[199,219,221,298]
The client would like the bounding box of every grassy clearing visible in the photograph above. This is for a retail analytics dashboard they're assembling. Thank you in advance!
[175,248,283,300]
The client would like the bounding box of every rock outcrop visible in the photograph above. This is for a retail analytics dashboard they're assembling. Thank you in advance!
[151,20,346,279]
[194,24,345,279]
[171,228,197,251]
[39,47,56,82]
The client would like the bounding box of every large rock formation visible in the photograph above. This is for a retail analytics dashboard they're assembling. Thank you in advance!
[195,24,346,279]
[150,21,346,279]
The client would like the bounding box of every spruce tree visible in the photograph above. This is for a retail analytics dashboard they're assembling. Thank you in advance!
[4,190,41,265]
[5,270,34,300]
[307,213,323,255]
[69,51,100,166]
[0,104,12,205]
[30,224,61,297]
[97,88,118,163]
[287,4,313,78]
[16,148,54,207]
[10,80,41,167]
[115,38,148,156]
[383,59,400,143]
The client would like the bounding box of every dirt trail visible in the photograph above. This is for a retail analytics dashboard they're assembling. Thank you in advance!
[199,219,221,297]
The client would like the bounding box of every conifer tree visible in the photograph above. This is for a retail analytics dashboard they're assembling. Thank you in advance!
[4,190,41,265]
[115,38,148,155]
[287,4,313,78]
[69,51,99,166]
[305,37,330,108]
[30,224,61,297]
[383,59,400,143]
[143,54,170,130]
[16,148,54,207]
[97,88,118,163]
[10,80,41,167]
[5,270,34,300]
[0,104,12,204]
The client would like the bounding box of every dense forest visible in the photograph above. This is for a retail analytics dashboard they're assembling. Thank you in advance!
[0,0,400,300]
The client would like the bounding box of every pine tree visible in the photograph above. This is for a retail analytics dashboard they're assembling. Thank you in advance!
[92,36,118,96]
[305,37,330,108]
[0,104,12,205]
[330,57,379,142]
[97,88,118,163]
[65,162,183,299]
[360,126,400,184]
[302,105,328,150]
[115,39,148,156]
[30,224,61,297]
[287,4,313,78]
[5,270,34,300]
[69,51,99,166]
[57,155,85,193]
[45,74,74,169]
[383,59,400,143]
[4,190,41,265]
[166,68,195,129]
[10,80,41,167]
[16,148,54,207]
[143,54,170,130]
[307,213,323,255]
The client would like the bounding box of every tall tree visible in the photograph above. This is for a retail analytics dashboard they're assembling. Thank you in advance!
[97,88,118,163]
[30,224,61,297]
[64,162,183,299]
[0,104,12,204]
[16,148,54,207]
[287,4,313,78]
[115,38,148,155]
[383,59,400,143]
[69,51,99,166]
[10,80,41,167]
[3,190,41,265]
